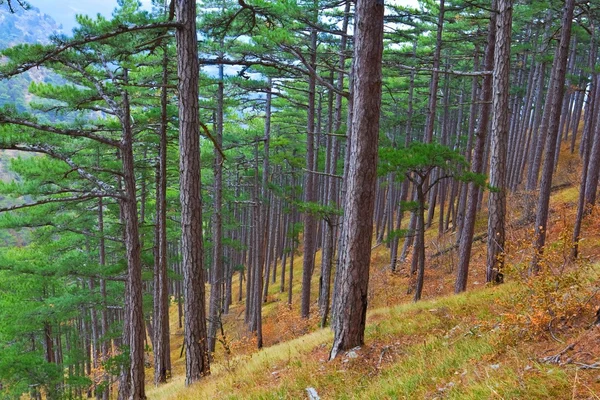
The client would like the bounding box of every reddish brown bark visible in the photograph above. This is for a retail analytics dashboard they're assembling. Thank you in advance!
[486,0,512,283]
[175,0,210,384]
[330,0,384,360]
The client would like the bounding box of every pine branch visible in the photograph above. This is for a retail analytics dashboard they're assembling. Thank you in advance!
[198,56,304,77]
[61,60,124,120]
[52,226,124,243]
[0,114,120,147]
[302,168,342,180]
[2,220,124,243]
[0,264,126,282]
[280,44,350,98]
[0,143,119,195]
[0,22,182,79]
[0,193,105,213]
[199,120,227,160]
[393,63,493,77]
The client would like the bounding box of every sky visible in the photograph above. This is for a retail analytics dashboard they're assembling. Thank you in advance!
[27,1,420,33]
[27,0,153,32]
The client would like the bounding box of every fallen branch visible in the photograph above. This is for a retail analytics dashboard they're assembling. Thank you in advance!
[540,343,575,364]
[574,362,600,369]
[431,233,487,258]
[548,317,565,344]
[377,346,391,369]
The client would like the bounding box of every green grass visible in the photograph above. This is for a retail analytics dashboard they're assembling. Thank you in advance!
[148,181,600,399]
[148,277,600,399]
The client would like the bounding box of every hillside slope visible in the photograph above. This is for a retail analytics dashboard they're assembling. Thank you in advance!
[151,279,600,399]
[148,142,600,399]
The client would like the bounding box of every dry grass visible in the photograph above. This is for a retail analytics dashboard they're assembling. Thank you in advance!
[146,139,600,399]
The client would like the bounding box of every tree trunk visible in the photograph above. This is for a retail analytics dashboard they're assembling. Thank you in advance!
[572,74,598,259]
[176,0,210,384]
[301,25,319,319]
[251,141,264,347]
[454,6,496,293]
[486,0,512,283]
[120,82,146,399]
[330,0,384,360]
[98,196,110,400]
[261,80,273,305]
[530,0,575,273]
[455,51,478,234]
[525,12,553,193]
[153,45,171,385]
[423,0,445,144]
[319,1,350,322]
[208,61,225,355]
[413,181,426,301]
[584,86,600,206]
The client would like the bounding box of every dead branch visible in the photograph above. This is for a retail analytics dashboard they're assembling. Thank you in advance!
[540,343,575,364]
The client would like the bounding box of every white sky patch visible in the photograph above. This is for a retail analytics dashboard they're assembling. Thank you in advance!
[27,0,153,31]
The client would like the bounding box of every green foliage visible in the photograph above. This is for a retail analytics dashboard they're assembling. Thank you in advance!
[380,142,462,173]
[379,141,485,190]
[0,346,63,397]
[296,201,342,221]
[2,0,591,395]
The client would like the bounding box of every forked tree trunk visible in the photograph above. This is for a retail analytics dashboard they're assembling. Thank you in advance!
[413,180,426,301]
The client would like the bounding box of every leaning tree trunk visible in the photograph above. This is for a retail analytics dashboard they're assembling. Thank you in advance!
[530,0,575,273]
[261,79,273,304]
[208,61,225,355]
[176,0,210,384]
[422,0,445,231]
[455,47,479,236]
[525,12,554,195]
[301,25,319,319]
[486,0,512,283]
[153,44,171,385]
[413,179,427,302]
[584,88,600,207]
[330,0,384,360]
[423,0,445,144]
[256,78,272,349]
[120,84,146,400]
[454,5,496,293]
[98,197,110,400]
[572,74,598,259]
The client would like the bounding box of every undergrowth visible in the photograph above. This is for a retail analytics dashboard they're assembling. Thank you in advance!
[147,149,600,399]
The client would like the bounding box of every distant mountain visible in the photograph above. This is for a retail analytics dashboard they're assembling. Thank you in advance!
[0,6,62,111]
[0,7,61,189]
[0,5,60,48]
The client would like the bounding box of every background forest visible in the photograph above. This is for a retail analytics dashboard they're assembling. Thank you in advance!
[1,0,600,398]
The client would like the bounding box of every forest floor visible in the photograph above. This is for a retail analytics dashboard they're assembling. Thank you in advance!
[147,142,600,399]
